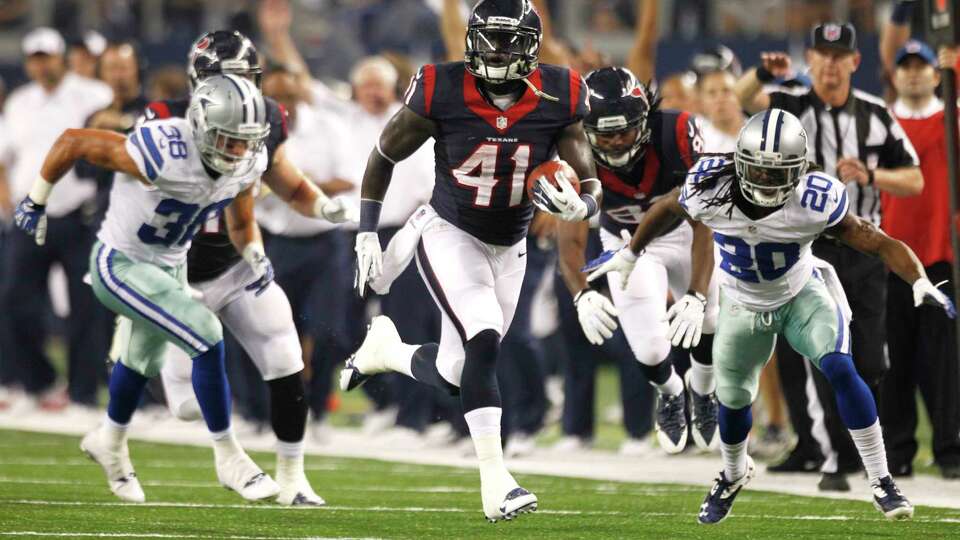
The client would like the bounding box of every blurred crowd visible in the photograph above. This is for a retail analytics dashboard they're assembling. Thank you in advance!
[0,0,957,487]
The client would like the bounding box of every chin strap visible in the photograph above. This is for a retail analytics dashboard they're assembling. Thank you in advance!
[522,76,559,102]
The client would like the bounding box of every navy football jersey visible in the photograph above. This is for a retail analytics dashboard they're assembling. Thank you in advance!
[403,62,589,246]
[597,109,702,236]
[143,97,289,283]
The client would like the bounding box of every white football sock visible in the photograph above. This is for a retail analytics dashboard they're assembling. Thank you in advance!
[210,429,242,461]
[655,368,684,396]
[688,360,716,395]
[276,440,305,484]
[721,439,749,481]
[464,407,517,490]
[102,414,128,451]
[849,420,889,483]
[386,343,418,378]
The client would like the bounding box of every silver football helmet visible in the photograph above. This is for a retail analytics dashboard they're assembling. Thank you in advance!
[187,74,270,176]
[735,109,809,207]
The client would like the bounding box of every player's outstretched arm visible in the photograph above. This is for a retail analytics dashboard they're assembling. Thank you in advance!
[261,145,356,224]
[225,186,274,297]
[626,0,658,85]
[734,52,790,114]
[14,128,144,245]
[830,212,956,317]
[582,186,687,287]
[355,106,436,296]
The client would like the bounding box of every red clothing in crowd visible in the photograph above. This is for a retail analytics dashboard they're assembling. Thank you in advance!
[882,99,955,267]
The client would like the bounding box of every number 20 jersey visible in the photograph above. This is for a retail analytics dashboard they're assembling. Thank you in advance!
[98,117,267,267]
[679,156,850,312]
[403,62,589,246]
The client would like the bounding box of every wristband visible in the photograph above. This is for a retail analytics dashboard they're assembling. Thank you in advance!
[580,192,599,219]
[867,169,876,186]
[686,289,707,303]
[891,2,914,25]
[359,199,383,233]
[28,177,54,205]
[242,242,266,265]
[755,65,775,83]
[310,190,332,218]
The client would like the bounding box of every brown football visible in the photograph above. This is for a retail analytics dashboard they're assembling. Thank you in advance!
[526,160,580,200]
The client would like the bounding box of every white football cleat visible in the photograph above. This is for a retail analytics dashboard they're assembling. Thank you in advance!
[339,316,402,391]
[276,475,326,507]
[216,452,281,501]
[480,469,538,523]
[80,429,145,503]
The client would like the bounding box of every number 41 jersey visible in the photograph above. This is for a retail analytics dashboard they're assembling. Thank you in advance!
[680,156,850,311]
[98,117,267,267]
[404,62,589,246]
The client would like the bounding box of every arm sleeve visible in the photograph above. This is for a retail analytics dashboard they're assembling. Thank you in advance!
[768,91,804,116]
[878,110,920,169]
[402,65,437,119]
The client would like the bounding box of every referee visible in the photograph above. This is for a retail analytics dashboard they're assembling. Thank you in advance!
[735,22,922,491]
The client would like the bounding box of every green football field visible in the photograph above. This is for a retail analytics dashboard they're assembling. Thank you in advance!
[0,430,957,539]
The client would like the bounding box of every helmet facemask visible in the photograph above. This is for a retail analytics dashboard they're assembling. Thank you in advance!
[465,23,541,83]
[585,114,650,170]
[198,124,268,176]
[735,148,807,207]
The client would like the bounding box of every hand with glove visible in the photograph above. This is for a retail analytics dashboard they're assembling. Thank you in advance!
[912,277,956,318]
[574,289,619,345]
[531,170,594,222]
[243,243,275,296]
[14,196,47,246]
[354,231,382,297]
[664,290,707,348]
[316,195,358,224]
[581,230,639,290]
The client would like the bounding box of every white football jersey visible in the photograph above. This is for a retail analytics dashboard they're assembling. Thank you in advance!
[680,156,849,311]
[98,117,267,266]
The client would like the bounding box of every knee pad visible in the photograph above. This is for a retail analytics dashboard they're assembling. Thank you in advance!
[717,385,753,411]
[627,333,671,367]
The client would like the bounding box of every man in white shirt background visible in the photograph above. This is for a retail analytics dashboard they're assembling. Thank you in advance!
[0,27,113,412]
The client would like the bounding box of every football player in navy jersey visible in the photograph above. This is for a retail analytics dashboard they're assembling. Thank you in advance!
[128,30,354,506]
[342,0,600,522]
[558,67,721,454]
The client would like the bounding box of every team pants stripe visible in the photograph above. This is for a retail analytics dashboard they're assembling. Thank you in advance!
[95,244,210,352]
[415,239,467,342]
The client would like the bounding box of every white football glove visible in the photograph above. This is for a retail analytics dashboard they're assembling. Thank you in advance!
[664,291,707,349]
[912,278,956,318]
[530,171,588,222]
[581,230,639,290]
[574,289,620,345]
[317,196,359,224]
[354,231,383,297]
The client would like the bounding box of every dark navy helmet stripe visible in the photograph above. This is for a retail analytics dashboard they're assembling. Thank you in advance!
[772,110,785,152]
[759,109,771,151]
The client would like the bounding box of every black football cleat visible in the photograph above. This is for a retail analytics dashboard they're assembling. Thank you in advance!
[655,392,688,454]
[872,475,913,520]
[697,456,755,525]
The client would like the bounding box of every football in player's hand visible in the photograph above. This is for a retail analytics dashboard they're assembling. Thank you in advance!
[526,160,580,200]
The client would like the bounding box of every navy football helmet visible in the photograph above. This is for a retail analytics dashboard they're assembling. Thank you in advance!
[187,30,262,89]
[583,67,654,170]
[465,0,542,83]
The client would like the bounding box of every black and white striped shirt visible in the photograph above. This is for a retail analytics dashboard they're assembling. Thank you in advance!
[770,87,919,225]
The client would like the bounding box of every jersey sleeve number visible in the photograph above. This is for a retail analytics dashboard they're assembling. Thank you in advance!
[157,125,188,160]
[714,233,800,283]
[137,198,232,247]
[799,174,832,213]
[452,143,530,207]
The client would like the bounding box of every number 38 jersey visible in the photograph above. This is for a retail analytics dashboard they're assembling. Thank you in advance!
[679,156,850,312]
[97,117,267,267]
[403,62,589,246]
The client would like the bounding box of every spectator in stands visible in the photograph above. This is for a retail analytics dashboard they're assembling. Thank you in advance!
[880,42,960,480]
[735,22,922,491]
[67,31,106,80]
[0,27,112,412]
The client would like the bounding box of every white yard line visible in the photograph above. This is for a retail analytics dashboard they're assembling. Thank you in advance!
[3,411,960,509]
[4,498,960,524]
[0,533,377,540]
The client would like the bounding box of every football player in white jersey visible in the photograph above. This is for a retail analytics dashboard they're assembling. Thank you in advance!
[585,109,954,523]
[13,74,282,503]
